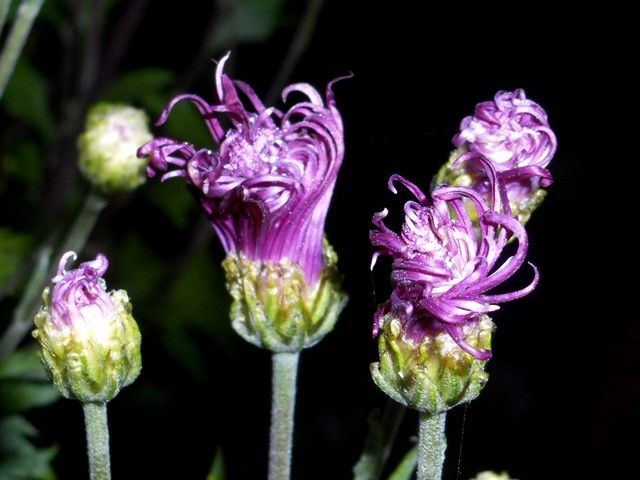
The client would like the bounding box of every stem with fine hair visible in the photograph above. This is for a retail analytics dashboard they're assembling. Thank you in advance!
[416,412,447,480]
[83,402,111,480]
[0,0,44,99]
[268,352,299,480]
[0,189,107,357]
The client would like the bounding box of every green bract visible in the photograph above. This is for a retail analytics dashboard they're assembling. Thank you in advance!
[223,242,347,353]
[371,315,493,414]
[33,288,141,403]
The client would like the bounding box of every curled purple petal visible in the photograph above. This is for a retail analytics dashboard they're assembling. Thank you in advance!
[138,54,346,285]
[48,252,115,329]
[371,162,539,359]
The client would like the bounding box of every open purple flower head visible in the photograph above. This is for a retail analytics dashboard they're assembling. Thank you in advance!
[447,89,555,217]
[453,89,556,175]
[371,156,538,359]
[49,251,115,329]
[139,54,345,285]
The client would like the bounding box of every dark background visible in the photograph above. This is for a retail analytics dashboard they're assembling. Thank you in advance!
[1,1,634,479]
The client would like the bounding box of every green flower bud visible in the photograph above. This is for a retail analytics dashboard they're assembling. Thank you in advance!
[78,103,152,193]
[222,242,347,353]
[370,315,493,414]
[32,252,141,402]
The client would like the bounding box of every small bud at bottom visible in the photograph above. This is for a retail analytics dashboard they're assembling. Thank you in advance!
[33,289,141,403]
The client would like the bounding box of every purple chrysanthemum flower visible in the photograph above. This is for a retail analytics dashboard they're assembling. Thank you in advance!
[138,54,347,351]
[371,156,537,360]
[138,54,344,285]
[436,89,556,223]
[453,88,556,175]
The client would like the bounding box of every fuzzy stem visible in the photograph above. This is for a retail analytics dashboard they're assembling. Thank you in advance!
[416,412,446,480]
[268,352,299,480]
[0,0,44,99]
[83,402,111,480]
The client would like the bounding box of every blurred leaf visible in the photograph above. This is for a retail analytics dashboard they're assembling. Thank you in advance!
[0,347,46,379]
[210,0,286,49]
[164,249,228,334]
[206,447,225,480]
[0,227,33,289]
[353,402,405,480]
[1,140,44,201]
[104,68,175,114]
[116,233,166,301]
[1,60,54,142]
[387,445,417,480]
[144,180,194,229]
[39,0,66,31]
[162,100,212,148]
[157,248,237,376]
[0,415,57,480]
[0,348,60,415]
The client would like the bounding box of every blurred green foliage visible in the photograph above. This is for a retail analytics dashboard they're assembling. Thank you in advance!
[0,228,32,289]
[0,416,57,480]
[207,448,225,480]
[388,445,417,480]
[3,60,54,142]
[0,348,59,479]
[0,348,59,415]
[0,0,298,477]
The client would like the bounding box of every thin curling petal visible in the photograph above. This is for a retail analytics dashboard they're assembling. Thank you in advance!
[371,163,539,359]
[453,89,556,171]
[138,54,346,285]
[440,89,556,223]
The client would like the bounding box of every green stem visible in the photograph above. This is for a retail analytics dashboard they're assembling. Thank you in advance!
[0,0,44,99]
[0,0,11,38]
[268,352,299,480]
[353,400,406,480]
[265,0,325,105]
[416,412,446,480]
[58,188,108,256]
[0,245,51,358]
[83,402,111,480]
[0,189,107,358]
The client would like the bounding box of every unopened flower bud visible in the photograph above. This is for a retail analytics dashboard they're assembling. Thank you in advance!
[32,252,141,402]
[370,315,493,414]
[78,103,152,193]
[223,241,347,352]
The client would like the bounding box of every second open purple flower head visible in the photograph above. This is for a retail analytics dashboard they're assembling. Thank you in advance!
[139,54,345,285]
[453,89,556,175]
[444,89,556,221]
[371,157,538,359]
